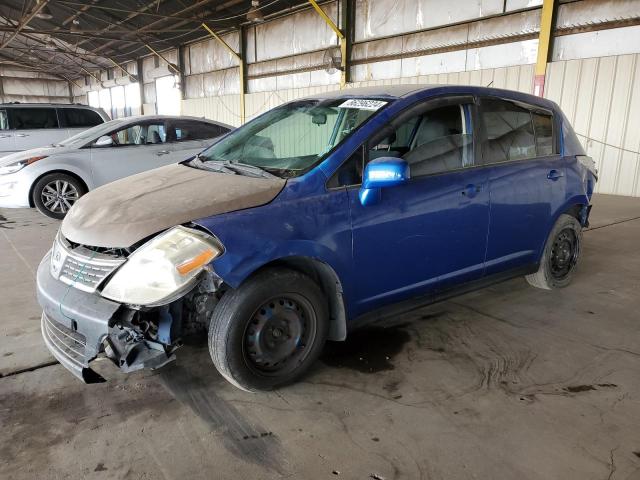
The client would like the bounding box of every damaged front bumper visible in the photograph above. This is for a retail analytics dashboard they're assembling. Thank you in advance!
[37,253,176,383]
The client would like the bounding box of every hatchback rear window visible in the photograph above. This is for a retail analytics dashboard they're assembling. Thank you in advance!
[11,107,59,130]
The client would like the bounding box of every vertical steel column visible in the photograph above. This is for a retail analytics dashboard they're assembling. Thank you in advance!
[178,45,187,100]
[137,58,145,114]
[341,0,354,84]
[201,23,245,125]
[308,0,347,88]
[534,0,557,97]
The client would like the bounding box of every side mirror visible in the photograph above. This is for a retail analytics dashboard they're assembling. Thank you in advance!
[359,157,410,206]
[95,135,113,147]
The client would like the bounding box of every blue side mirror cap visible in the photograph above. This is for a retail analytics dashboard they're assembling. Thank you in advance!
[359,157,410,206]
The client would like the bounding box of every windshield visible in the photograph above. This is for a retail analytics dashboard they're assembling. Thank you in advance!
[58,119,126,147]
[197,98,388,177]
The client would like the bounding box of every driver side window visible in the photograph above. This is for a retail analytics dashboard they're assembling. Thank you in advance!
[109,122,167,146]
[330,100,475,187]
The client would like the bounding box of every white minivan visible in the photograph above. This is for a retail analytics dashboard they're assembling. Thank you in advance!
[0,104,110,158]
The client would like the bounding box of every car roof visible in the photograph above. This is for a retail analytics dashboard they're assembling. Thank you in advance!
[0,103,101,109]
[103,115,232,129]
[304,84,556,110]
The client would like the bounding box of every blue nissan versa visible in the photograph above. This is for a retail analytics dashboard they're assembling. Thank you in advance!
[36,85,597,391]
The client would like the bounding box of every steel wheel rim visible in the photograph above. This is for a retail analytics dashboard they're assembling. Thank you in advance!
[549,228,578,280]
[243,293,317,376]
[41,180,79,214]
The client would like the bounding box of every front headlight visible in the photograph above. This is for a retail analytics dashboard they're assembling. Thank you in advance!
[101,226,223,306]
[0,155,47,175]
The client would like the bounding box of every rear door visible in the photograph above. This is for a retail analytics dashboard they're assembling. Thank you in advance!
[57,108,104,139]
[10,107,64,150]
[341,96,490,313]
[168,119,230,161]
[89,119,175,186]
[0,108,15,157]
[479,97,566,274]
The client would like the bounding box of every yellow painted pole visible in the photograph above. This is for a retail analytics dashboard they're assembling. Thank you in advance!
[144,44,181,75]
[109,57,138,82]
[308,0,347,88]
[80,66,101,85]
[534,0,556,97]
[201,23,245,125]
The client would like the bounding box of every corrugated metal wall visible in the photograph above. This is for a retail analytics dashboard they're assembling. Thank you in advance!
[182,54,640,197]
[545,54,640,197]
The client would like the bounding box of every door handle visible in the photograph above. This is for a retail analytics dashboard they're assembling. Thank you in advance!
[547,169,564,181]
[461,183,481,198]
[16,133,29,137]
[156,150,170,156]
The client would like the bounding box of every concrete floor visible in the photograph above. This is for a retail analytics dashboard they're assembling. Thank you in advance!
[1,194,639,480]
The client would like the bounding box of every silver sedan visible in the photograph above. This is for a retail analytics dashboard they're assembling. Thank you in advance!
[0,115,231,218]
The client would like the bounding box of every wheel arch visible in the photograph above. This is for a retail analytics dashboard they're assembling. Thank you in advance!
[535,195,589,264]
[240,256,348,342]
[28,169,90,207]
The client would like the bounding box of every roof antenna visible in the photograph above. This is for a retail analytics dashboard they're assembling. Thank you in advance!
[486,81,493,87]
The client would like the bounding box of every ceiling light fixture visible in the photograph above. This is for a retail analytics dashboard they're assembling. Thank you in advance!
[246,0,265,23]
[34,1,53,20]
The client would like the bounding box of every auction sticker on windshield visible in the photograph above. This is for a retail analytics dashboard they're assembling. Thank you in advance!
[338,99,387,111]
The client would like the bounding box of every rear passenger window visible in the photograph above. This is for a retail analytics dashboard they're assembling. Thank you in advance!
[58,108,103,128]
[11,108,58,130]
[532,112,554,156]
[481,99,535,163]
[170,120,228,142]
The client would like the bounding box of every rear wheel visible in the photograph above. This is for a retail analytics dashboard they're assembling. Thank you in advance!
[208,268,329,392]
[32,173,86,219]
[526,214,582,290]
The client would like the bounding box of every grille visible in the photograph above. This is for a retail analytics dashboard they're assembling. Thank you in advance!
[42,313,87,367]
[53,235,126,293]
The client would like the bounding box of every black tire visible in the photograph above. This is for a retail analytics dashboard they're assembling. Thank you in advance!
[208,268,329,392]
[32,173,86,219]
[526,214,583,290]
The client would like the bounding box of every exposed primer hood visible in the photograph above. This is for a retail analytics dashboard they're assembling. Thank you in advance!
[61,163,286,248]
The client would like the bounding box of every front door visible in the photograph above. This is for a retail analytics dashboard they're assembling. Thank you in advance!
[478,97,567,274]
[89,120,183,186]
[343,97,490,315]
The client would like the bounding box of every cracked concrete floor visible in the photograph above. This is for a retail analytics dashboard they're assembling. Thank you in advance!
[1,194,639,480]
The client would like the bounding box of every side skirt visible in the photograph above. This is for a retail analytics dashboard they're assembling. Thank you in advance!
[348,264,537,331]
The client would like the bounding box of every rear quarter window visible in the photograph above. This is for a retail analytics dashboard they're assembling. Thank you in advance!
[532,112,554,156]
[58,108,104,128]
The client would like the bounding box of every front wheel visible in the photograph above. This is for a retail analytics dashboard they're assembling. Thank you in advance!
[208,268,329,392]
[526,214,583,290]
[32,173,86,219]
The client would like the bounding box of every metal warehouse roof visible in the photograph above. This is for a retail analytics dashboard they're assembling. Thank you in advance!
[0,0,310,81]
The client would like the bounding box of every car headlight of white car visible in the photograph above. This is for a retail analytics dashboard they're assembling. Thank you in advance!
[101,225,223,306]
[0,155,47,175]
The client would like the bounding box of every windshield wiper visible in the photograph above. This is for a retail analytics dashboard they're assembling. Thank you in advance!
[187,154,237,175]
[222,161,278,179]
[190,155,278,179]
